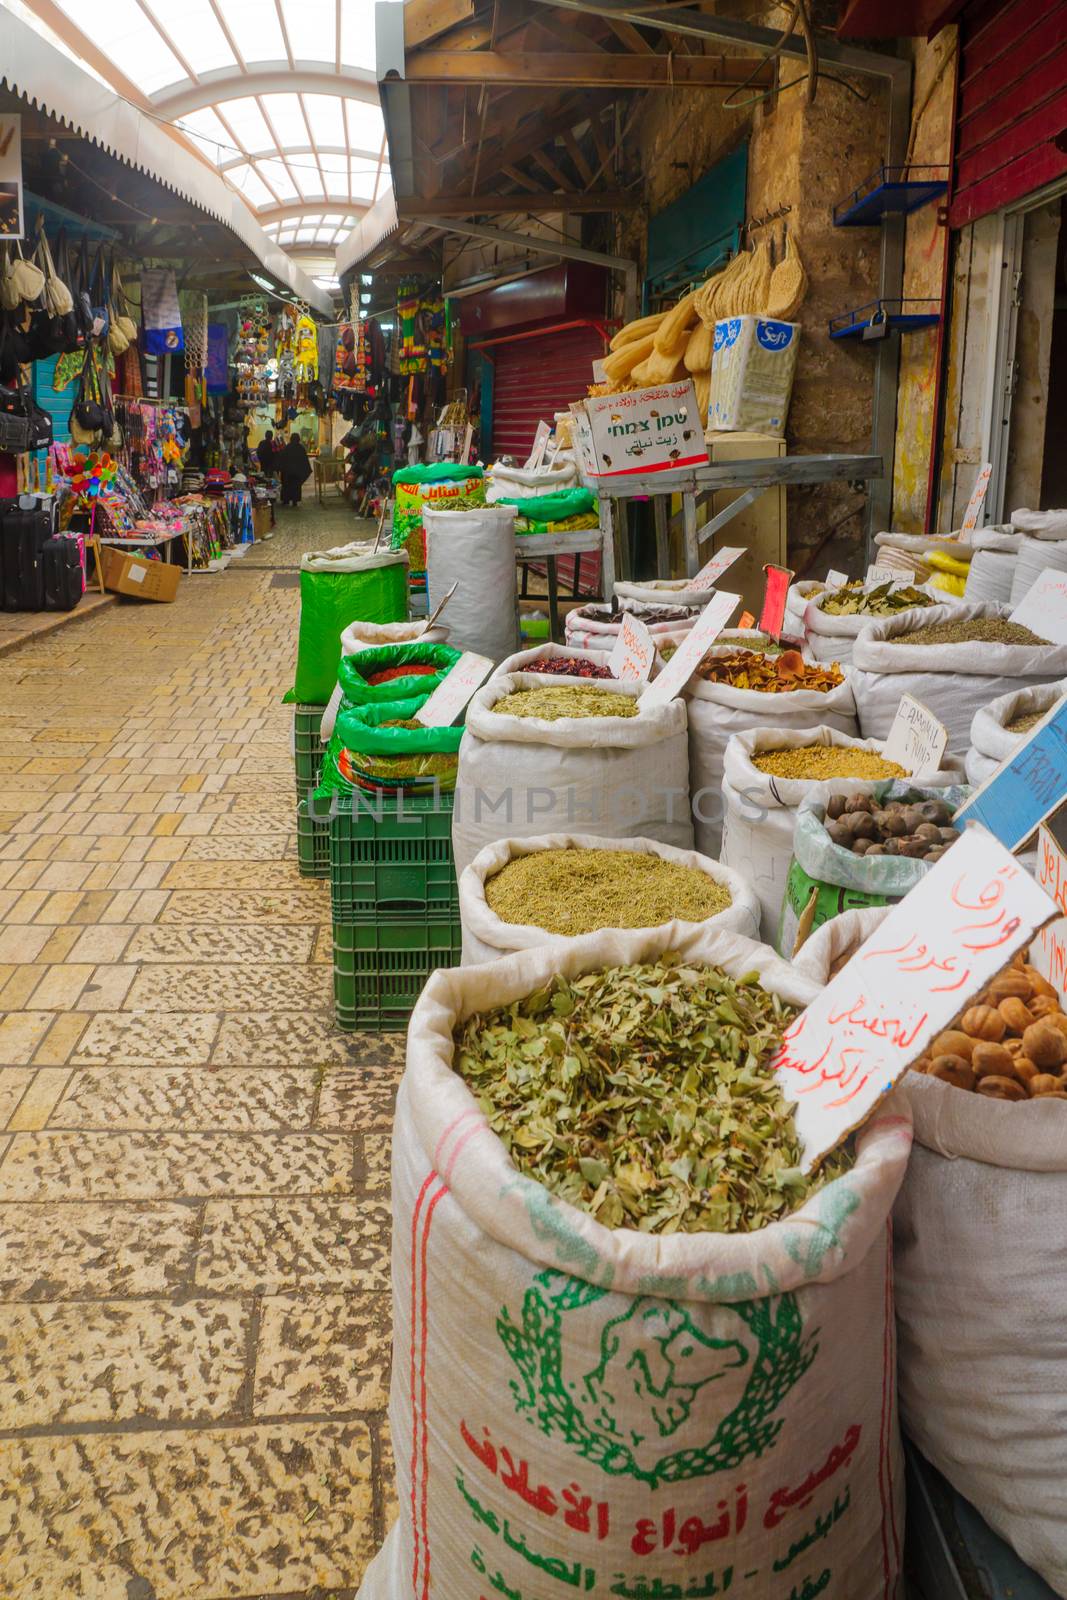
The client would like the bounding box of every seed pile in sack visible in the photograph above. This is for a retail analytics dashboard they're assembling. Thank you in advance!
[354,920,913,1600]
[965,681,1067,785]
[490,684,638,721]
[336,641,461,706]
[317,693,464,798]
[390,462,485,582]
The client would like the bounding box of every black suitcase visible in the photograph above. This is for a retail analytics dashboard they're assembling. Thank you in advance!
[0,508,50,611]
[42,535,85,612]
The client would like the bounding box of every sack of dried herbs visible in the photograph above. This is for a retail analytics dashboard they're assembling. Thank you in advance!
[355,922,912,1600]
[458,831,760,963]
[494,641,616,681]
[851,602,1067,755]
[965,680,1067,786]
[452,672,693,877]
[684,641,858,860]
[720,726,963,943]
[803,581,940,665]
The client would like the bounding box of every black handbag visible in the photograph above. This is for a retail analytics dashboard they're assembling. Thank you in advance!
[71,235,94,343]
[70,340,107,440]
[0,354,31,452]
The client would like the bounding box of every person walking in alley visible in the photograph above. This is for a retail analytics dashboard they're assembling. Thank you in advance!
[277,432,312,507]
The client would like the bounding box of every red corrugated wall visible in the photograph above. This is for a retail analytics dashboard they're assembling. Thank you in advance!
[951,0,1067,228]
[484,324,607,461]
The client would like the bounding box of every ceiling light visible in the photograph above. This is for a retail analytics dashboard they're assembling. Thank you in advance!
[361,274,373,286]
[250,273,276,292]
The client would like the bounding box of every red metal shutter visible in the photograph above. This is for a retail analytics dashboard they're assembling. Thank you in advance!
[486,324,606,461]
[951,0,1067,228]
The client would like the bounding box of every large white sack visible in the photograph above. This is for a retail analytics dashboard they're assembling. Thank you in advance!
[321,619,451,740]
[965,680,1067,787]
[487,458,578,502]
[565,599,700,652]
[895,1073,1067,1592]
[1009,535,1067,604]
[719,725,961,944]
[849,601,1067,755]
[356,922,913,1600]
[458,831,760,964]
[964,549,1016,605]
[686,648,858,860]
[453,672,693,876]
[493,641,616,679]
[1010,506,1067,539]
[615,578,716,608]
[792,904,890,982]
[785,579,826,636]
[424,504,519,662]
[803,589,942,666]
[875,527,1021,557]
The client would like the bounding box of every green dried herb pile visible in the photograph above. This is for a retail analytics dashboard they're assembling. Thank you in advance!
[891,618,1049,647]
[1007,708,1047,734]
[485,848,731,937]
[453,956,852,1234]
[491,685,638,720]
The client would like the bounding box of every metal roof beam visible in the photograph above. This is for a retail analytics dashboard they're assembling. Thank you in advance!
[416,213,639,318]
[152,64,379,116]
[219,145,381,172]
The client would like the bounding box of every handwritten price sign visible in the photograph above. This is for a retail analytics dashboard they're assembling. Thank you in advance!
[414,651,494,728]
[640,589,740,711]
[1010,566,1067,646]
[609,612,656,681]
[691,546,744,592]
[774,827,1059,1172]
[883,693,948,775]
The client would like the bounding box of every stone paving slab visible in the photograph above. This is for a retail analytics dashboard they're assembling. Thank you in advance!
[52,1067,322,1130]
[124,962,331,1013]
[195,1198,392,1293]
[0,1202,199,1299]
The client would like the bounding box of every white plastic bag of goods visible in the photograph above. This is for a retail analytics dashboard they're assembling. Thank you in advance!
[354,920,913,1600]
[802,588,944,666]
[486,458,578,503]
[895,1073,1067,1593]
[1009,535,1067,603]
[965,680,1067,786]
[320,619,452,740]
[849,601,1067,756]
[492,641,615,679]
[709,315,800,437]
[719,725,959,943]
[452,672,693,876]
[791,903,890,983]
[565,599,700,651]
[786,579,826,635]
[1010,506,1067,539]
[424,504,519,662]
[615,578,717,609]
[963,549,1016,605]
[458,831,760,964]
[686,648,859,861]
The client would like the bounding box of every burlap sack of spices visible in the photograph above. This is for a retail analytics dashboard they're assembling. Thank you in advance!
[355,922,912,1600]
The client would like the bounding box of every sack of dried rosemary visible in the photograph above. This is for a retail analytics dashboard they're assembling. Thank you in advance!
[355,922,912,1600]
[458,831,760,964]
[803,580,942,665]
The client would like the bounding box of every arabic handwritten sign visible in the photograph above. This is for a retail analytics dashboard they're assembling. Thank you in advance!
[864,564,896,586]
[774,826,1059,1172]
[609,612,656,682]
[1010,566,1067,646]
[824,569,848,589]
[640,589,740,711]
[691,546,744,592]
[960,461,993,533]
[524,421,551,472]
[1032,822,1067,1004]
[758,564,794,642]
[953,696,1067,852]
[414,651,494,728]
[883,693,948,775]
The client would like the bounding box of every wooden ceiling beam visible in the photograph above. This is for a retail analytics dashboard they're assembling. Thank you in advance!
[501,164,544,193]
[398,189,639,216]
[531,147,574,192]
[561,128,595,186]
[404,0,476,50]
[404,50,772,88]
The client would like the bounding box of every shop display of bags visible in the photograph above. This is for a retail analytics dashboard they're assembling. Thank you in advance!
[895,1075,1067,1593]
[686,638,859,860]
[458,831,759,964]
[286,542,409,705]
[965,680,1067,786]
[355,921,912,1600]
[452,672,693,876]
[849,602,1067,756]
[423,503,519,662]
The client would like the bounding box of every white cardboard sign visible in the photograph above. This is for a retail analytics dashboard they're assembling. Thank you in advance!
[865,564,896,586]
[773,826,1059,1173]
[961,461,993,533]
[825,569,849,589]
[414,652,494,728]
[524,421,551,472]
[640,589,740,711]
[691,546,745,591]
[883,693,949,775]
[1009,567,1067,646]
[1031,822,1067,1003]
[609,612,656,682]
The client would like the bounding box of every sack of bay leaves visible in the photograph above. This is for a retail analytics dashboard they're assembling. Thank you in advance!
[354,922,912,1600]
[802,580,940,665]
[457,831,759,964]
[850,602,1067,756]
[451,672,693,876]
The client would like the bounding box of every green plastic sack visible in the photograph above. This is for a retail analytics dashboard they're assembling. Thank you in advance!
[336,642,461,706]
[316,693,464,799]
[499,487,595,523]
[287,546,408,704]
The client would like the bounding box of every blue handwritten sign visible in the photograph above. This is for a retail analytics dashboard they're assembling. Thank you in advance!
[953,697,1067,852]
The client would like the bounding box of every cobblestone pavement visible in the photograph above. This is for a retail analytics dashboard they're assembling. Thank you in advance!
[0,501,402,1599]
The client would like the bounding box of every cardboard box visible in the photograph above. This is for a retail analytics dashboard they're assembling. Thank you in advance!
[99,545,181,602]
[571,379,708,479]
[252,504,272,538]
[709,316,800,437]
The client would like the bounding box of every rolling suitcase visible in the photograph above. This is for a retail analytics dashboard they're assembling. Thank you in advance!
[42,535,85,612]
[0,507,50,611]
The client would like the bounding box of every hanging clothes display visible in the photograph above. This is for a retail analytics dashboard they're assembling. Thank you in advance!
[141,268,184,355]
[295,311,318,382]
[397,279,428,376]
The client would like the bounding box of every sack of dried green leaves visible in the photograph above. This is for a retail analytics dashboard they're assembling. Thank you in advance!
[458,831,760,964]
[355,922,912,1600]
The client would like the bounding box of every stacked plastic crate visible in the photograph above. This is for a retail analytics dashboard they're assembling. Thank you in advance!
[293,704,330,878]
[328,788,462,1030]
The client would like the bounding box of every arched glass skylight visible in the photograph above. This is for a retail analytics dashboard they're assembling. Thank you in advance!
[23,0,387,242]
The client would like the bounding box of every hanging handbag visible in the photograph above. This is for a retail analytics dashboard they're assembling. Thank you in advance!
[111,260,138,345]
[0,244,18,312]
[0,323,31,450]
[50,231,83,354]
[71,236,95,343]
[25,389,53,451]
[39,228,73,318]
[27,237,68,359]
[70,341,106,443]
[88,244,110,340]
[9,240,44,304]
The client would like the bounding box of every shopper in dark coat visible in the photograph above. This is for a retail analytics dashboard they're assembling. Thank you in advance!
[256,430,278,475]
[277,435,312,507]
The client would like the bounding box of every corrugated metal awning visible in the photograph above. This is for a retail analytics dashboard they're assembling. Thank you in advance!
[335,189,401,277]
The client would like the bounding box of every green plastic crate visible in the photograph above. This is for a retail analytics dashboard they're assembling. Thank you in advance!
[293,703,327,800]
[333,916,462,1031]
[329,789,458,923]
[296,799,330,879]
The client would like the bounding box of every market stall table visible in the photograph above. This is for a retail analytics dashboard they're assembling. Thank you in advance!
[514,526,611,642]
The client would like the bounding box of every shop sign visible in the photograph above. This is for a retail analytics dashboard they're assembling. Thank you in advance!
[691,546,744,591]
[609,613,655,681]
[0,114,24,239]
[953,697,1067,852]
[883,693,948,774]
[1031,822,1067,1003]
[415,652,494,728]
[1009,567,1067,646]
[640,589,740,710]
[571,380,708,478]
[774,826,1059,1173]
